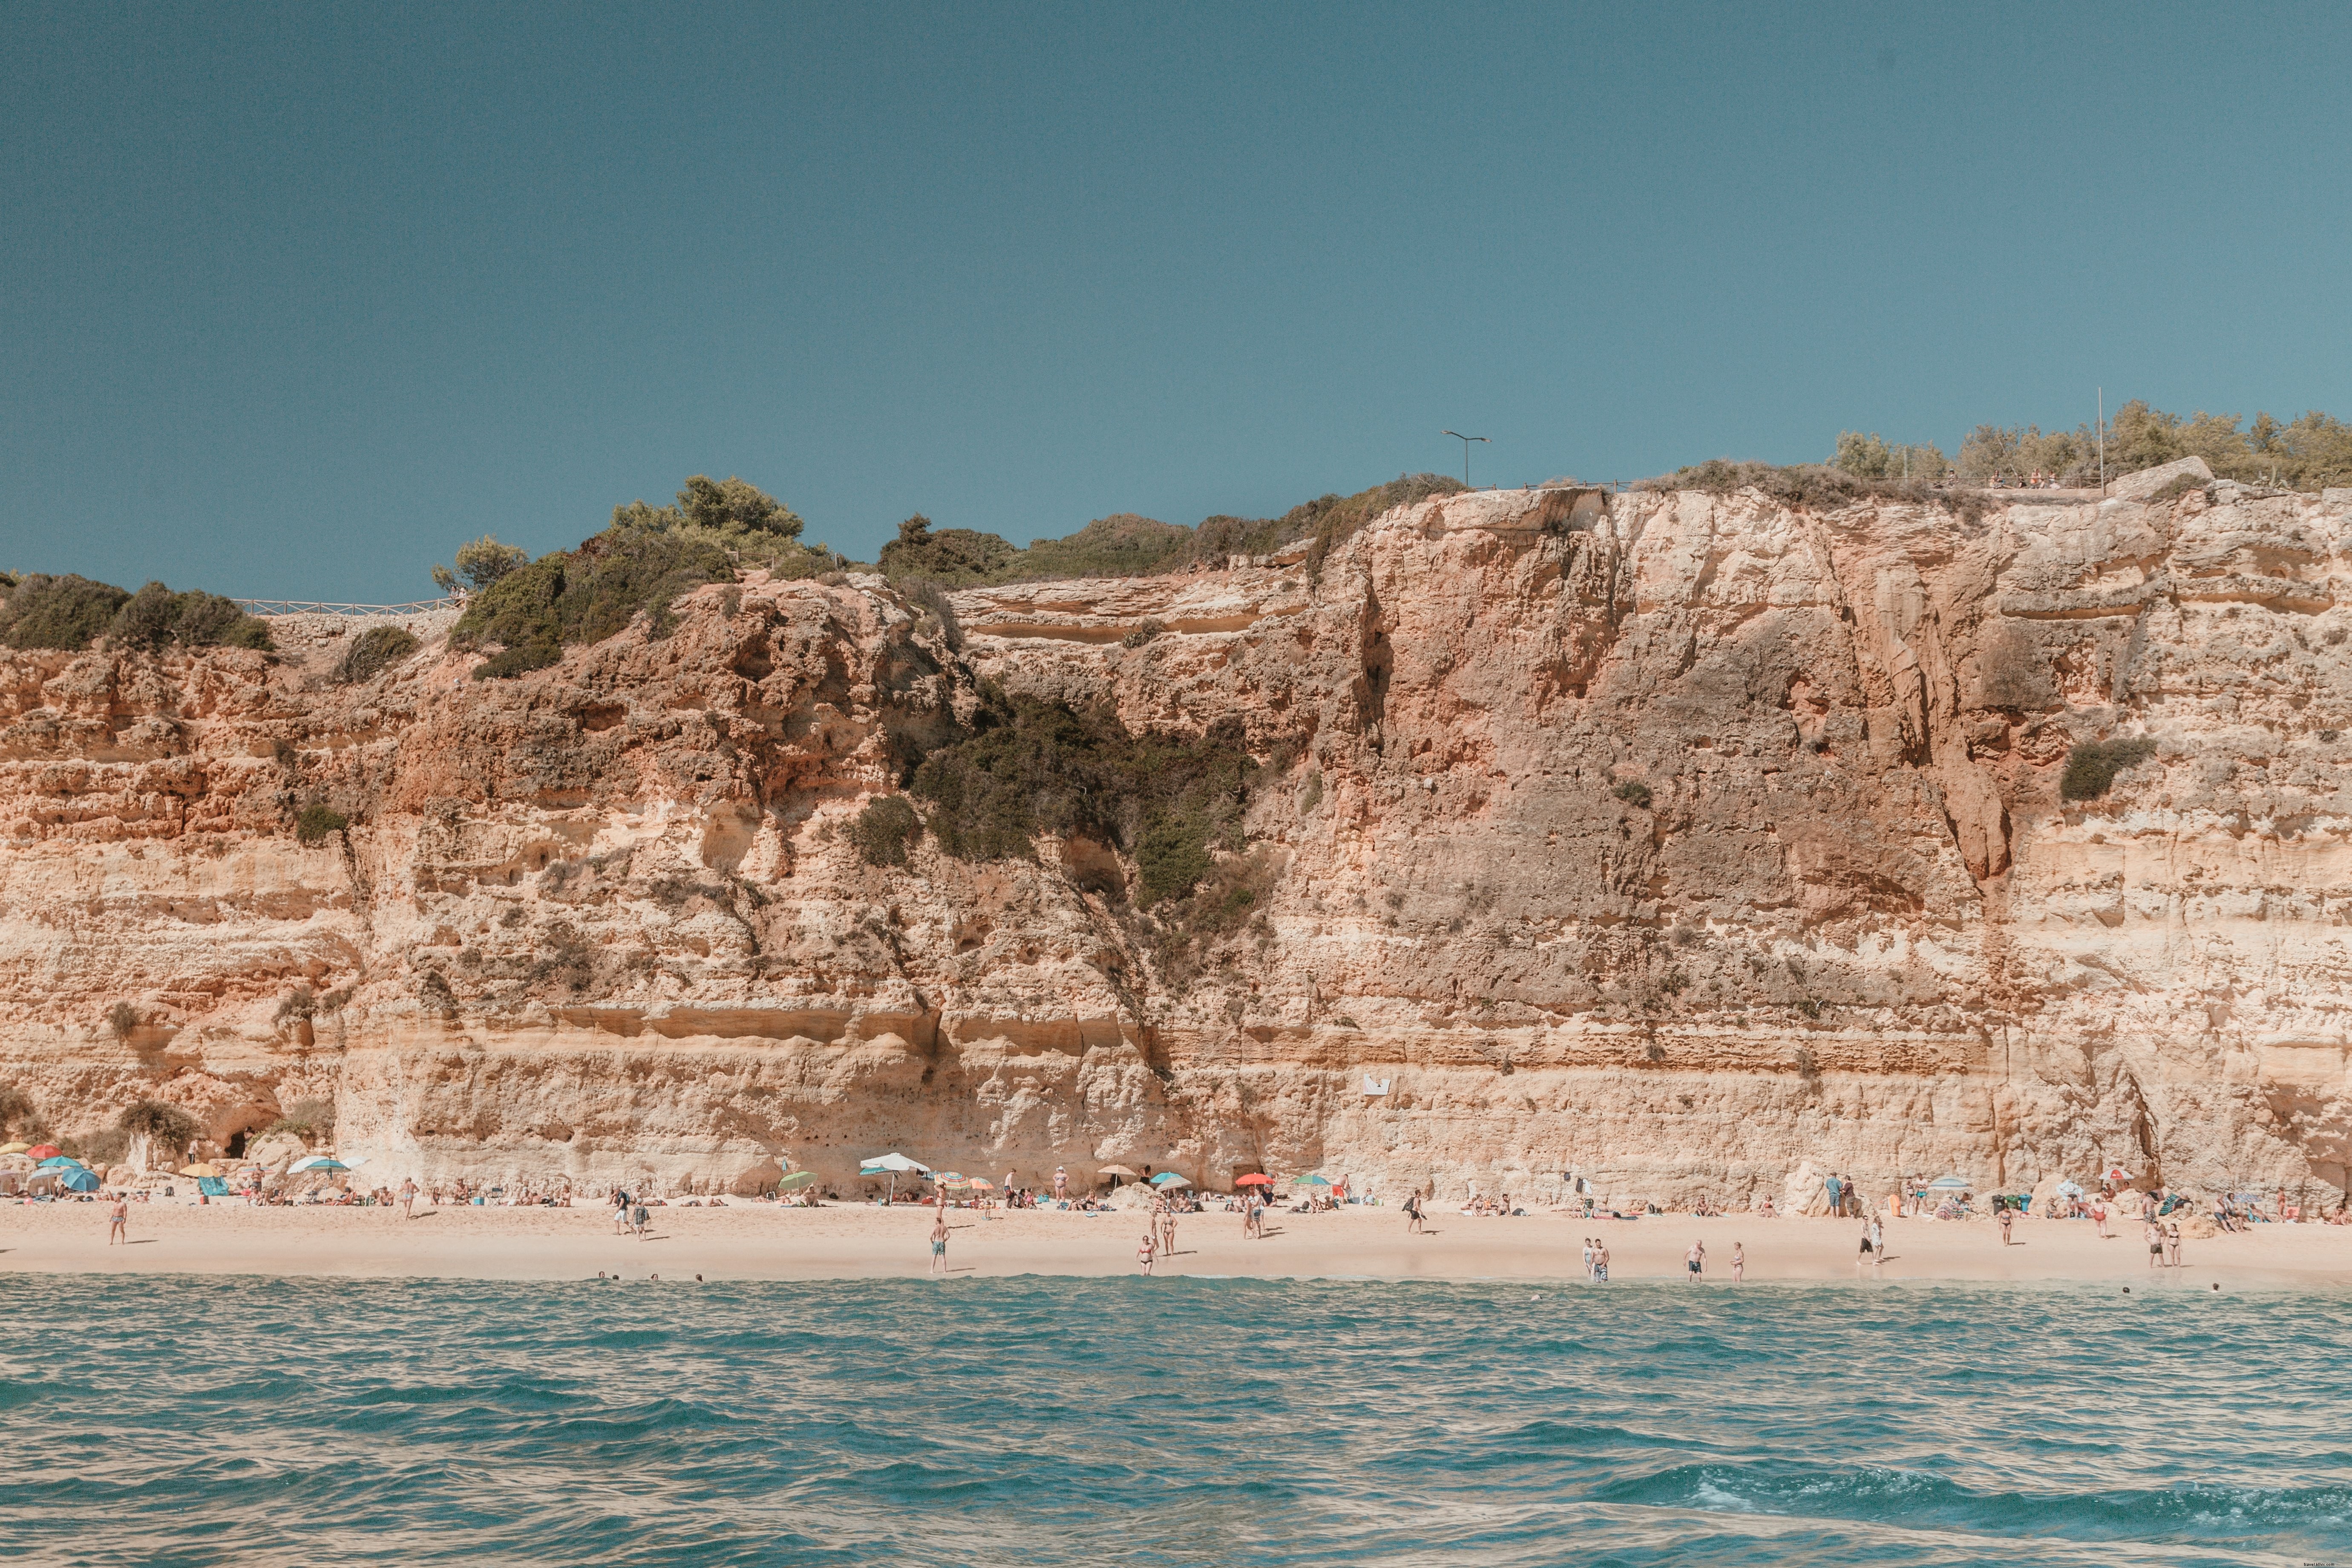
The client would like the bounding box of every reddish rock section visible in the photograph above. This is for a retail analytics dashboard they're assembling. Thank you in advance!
[3,481,2350,1205]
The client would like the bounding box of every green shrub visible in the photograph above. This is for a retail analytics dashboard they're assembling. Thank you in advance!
[1016,513,1194,578]
[1613,780,1654,809]
[910,698,1258,908]
[453,529,734,679]
[295,802,350,843]
[847,796,922,866]
[871,475,1468,592]
[336,624,421,683]
[109,582,273,652]
[1649,460,1986,521]
[0,573,132,650]
[2059,737,2157,801]
[69,1128,128,1167]
[117,1099,199,1151]
[902,578,963,650]
[608,475,809,573]
[266,1096,336,1143]
[879,515,1016,586]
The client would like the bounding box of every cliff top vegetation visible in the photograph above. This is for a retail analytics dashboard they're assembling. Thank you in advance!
[877,472,1468,590]
[0,573,271,654]
[1828,400,2352,490]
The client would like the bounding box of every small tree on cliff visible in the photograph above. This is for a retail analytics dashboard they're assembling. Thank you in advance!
[432,536,530,596]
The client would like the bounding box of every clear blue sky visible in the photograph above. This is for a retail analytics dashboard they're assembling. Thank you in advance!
[6,3,2348,599]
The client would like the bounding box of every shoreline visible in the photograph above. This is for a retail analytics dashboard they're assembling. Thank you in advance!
[10,1203,2352,1287]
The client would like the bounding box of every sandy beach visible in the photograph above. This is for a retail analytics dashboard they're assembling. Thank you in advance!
[8,1200,2351,1286]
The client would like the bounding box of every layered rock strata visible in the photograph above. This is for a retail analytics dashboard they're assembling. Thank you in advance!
[3,474,2349,1207]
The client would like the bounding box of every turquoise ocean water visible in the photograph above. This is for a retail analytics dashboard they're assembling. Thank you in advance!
[3,1276,2346,1566]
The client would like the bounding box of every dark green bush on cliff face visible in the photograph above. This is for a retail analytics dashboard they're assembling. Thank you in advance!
[336,624,421,683]
[847,796,922,867]
[2060,737,2158,801]
[910,698,1257,908]
[453,530,733,679]
[0,574,132,650]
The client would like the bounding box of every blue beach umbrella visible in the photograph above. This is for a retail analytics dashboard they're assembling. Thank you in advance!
[59,1167,100,1193]
[1291,1174,1332,1187]
[1149,1172,1190,1188]
[37,1156,84,1170]
[304,1159,350,1173]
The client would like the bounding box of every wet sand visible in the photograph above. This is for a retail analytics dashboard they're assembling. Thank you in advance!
[7,1202,2350,1286]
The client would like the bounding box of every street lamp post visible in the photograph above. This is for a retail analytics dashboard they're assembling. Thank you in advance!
[1442,430,1489,486]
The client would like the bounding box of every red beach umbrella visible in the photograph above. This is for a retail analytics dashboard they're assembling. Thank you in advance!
[25,1145,61,1162]
[1234,1173,1273,1187]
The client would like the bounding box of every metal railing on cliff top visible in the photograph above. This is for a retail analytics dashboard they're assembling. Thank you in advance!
[233,598,461,617]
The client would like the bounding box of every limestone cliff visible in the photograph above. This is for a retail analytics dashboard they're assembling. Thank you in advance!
[4,473,2349,1207]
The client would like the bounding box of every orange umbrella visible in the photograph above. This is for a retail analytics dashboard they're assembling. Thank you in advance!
[26,1145,61,1162]
[1234,1173,1273,1187]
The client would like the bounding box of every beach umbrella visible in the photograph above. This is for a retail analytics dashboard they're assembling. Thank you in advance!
[1149,1172,1190,1188]
[933,1171,966,1184]
[966,1178,993,1191]
[26,1145,61,1162]
[775,1171,818,1191]
[1234,1173,1273,1187]
[859,1152,929,1203]
[37,1156,86,1170]
[0,1142,29,1154]
[178,1163,220,1179]
[2055,1180,2085,1197]
[1291,1174,1332,1187]
[59,1168,100,1193]
[304,1159,350,1173]
[1927,1175,1972,1190]
[1097,1165,1139,1178]
[2103,1166,2133,1182]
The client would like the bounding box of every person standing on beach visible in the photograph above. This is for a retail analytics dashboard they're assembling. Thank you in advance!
[107,1194,128,1244]
[1054,1166,1067,1203]
[1825,1173,1843,1218]
[1998,1202,2014,1246]
[1685,1240,1704,1282]
[930,1212,949,1276]
[399,1178,417,1220]
[2144,1219,2162,1269]
[1405,1191,1424,1234]
[1593,1241,1610,1282]
[632,1198,650,1238]
[2165,1218,2182,1267]
[1731,1242,1745,1281]
[1857,1222,1876,1277]
[1137,1227,1157,1275]
[612,1188,630,1235]
[1581,1237,1594,1279]
[1161,1203,1177,1260]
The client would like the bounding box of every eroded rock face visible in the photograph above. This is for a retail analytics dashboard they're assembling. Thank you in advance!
[4,481,2349,1205]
